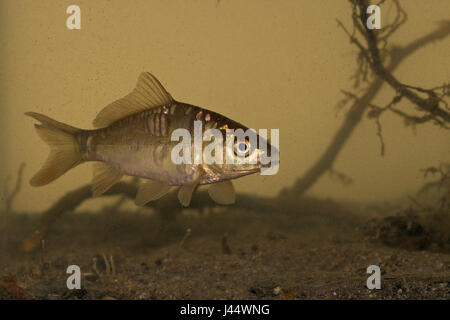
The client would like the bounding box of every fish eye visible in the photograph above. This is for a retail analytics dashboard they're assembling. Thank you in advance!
[234,139,251,157]
[238,142,247,152]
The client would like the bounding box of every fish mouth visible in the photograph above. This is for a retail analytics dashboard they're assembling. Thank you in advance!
[230,158,280,176]
[261,159,279,167]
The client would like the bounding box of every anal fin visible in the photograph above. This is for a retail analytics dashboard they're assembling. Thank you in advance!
[208,180,235,205]
[92,162,123,197]
[178,173,203,207]
[135,180,171,206]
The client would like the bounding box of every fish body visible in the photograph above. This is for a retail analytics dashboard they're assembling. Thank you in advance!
[26,73,278,207]
[78,102,252,186]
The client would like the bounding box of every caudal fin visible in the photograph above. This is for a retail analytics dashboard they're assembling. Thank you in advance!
[25,112,83,186]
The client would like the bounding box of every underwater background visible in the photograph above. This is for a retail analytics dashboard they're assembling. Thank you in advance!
[0,0,449,299]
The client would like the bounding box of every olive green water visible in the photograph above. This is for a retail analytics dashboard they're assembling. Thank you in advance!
[0,1,449,300]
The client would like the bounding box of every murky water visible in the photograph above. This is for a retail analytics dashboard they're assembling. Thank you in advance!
[0,1,449,300]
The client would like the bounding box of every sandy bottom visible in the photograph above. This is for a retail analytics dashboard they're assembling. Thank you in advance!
[1,197,449,300]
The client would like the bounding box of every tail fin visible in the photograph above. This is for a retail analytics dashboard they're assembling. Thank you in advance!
[25,112,83,186]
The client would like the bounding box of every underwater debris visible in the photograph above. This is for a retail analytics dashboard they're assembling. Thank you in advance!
[363,208,450,252]
[178,228,192,249]
[280,290,298,300]
[222,233,232,255]
[249,283,281,298]
[92,253,116,277]
[364,213,428,249]
[2,275,30,300]
[92,256,101,277]
[64,288,88,300]
[273,286,282,295]
[3,163,26,214]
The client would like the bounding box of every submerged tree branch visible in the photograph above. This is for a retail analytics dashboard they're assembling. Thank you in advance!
[1,163,26,264]
[3,163,26,214]
[355,0,450,123]
[291,1,450,196]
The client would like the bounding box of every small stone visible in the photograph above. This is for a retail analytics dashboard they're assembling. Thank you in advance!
[273,286,281,295]
[138,292,149,300]
[83,273,99,282]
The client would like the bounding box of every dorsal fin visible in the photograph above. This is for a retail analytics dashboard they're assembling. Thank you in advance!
[93,72,174,128]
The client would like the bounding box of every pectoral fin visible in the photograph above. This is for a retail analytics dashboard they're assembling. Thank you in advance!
[135,180,171,206]
[178,175,203,207]
[92,163,123,197]
[208,180,235,205]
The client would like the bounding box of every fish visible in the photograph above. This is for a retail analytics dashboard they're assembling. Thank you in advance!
[26,72,278,207]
